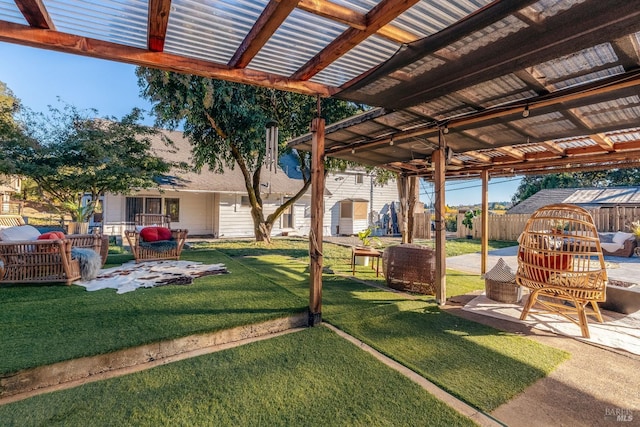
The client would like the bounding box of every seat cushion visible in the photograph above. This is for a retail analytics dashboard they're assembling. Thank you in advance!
[37,231,66,240]
[0,225,41,241]
[612,231,633,245]
[600,242,623,253]
[140,226,172,242]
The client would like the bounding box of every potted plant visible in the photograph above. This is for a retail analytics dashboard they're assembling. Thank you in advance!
[462,210,475,239]
[357,226,381,248]
[355,227,381,266]
[64,201,94,234]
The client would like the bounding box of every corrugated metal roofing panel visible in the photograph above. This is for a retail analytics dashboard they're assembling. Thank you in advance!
[439,15,528,59]
[606,129,640,143]
[563,189,604,204]
[521,0,588,21]
[0,0,26,24]
[389,0,490,39]
[46,0,147,48]
[397,55,446,77]
[551,66,625,91]
[250,8,347,79]
[572,96,640,127]
[510,112,577,138]
[313,34,401,87]
[456,74,527,105]
[531,43,618,84]
[164,0,266,64]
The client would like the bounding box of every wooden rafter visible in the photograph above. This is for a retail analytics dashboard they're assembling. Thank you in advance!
[590,134,615,152]
[0,20,337,97]
[350,0,640,108]
[291,0,420,81]
[496,146,525,160]
[147,0,172,52]
[14,0,54,29]
[295,0,419,44]
[541,141,566,156]
[464,151,492,163]
[228,0,298,68]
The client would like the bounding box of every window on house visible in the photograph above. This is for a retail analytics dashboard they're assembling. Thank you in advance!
[145,198,162,214]
[165,198,180,222]
[355,174,364,184]
[354,201,368,220]
[240,196,250,206]
[125,197,143,223]
[340,200,352,218]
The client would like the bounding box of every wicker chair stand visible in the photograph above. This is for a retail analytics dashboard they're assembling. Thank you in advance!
[381,244,436,295]
[516,204,607,338]
[0,240,81,285]
[125,229,188,263]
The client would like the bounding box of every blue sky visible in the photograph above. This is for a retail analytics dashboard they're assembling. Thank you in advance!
[0,42,521,206]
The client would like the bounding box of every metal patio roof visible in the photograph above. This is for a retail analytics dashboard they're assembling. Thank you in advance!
[2,1,640,179]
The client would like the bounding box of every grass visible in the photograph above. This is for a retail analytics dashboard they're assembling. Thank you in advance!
[0,238,567,419]
[0,249,306,375]
[0,328,475,427]
[223,250,568,412]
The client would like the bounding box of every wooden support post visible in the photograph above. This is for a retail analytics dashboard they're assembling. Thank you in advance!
[481,170,489,275]
[309,117,325,326]
[434,143,446,305]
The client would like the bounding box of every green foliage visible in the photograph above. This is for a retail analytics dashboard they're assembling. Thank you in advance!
[631,220,640,239]
[462,210,475,231]
[0,101,177,220]
[136,69,367,241]
[356,227,381,247]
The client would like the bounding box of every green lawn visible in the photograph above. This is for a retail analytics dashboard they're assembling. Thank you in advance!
[0,238,567,418]
[0,249,306,375]
[0,327,475,427]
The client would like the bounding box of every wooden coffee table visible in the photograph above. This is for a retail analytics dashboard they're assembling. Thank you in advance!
[351,246,382,276]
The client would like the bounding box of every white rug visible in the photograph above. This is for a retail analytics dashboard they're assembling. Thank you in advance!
[77,260,228,294]
[463,294,640,355]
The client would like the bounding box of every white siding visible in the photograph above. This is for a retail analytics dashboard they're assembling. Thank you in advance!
[324,172,398,236]
[217,193,291,238]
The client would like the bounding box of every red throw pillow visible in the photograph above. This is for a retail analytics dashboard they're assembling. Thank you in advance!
[140,226,172,242]
[37,231,66,240]
[525,252,573,283]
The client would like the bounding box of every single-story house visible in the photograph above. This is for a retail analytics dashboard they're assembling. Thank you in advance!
[101,130,399,239]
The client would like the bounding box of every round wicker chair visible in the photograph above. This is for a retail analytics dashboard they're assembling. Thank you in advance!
[516,203,607,338]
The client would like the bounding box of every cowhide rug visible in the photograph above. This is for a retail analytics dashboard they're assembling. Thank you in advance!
[76,260,228,294]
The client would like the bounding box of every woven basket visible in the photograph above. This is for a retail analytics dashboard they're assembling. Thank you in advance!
[382,244,435,295]
[485,278,522,304]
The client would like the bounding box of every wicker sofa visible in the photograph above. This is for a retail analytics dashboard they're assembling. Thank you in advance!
[598,231,637,257]
[0,239,81,285]
[0,215,108,265]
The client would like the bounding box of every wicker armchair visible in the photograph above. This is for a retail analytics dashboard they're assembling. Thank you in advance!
[516,204,607,338]
[381,244,436,294]
[0,239,81,285]
[125,228,188,263]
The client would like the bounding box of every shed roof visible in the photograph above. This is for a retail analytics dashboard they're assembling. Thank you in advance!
[508,187,640,214]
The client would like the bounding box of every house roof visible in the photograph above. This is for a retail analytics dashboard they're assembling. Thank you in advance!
[508,187,640,214]
[150,129,304,195]
[3,1,640,180]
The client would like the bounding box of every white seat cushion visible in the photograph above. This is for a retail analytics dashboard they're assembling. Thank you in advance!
[601,242,623,253]
[612,232,633,245]
[0,225,41,241]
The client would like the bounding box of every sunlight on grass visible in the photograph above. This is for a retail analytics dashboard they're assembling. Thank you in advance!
[0,328,475,427]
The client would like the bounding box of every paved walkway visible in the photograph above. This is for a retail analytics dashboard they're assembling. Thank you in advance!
[447,245,640,285]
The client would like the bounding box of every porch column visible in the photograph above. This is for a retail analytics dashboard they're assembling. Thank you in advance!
[309,117,325,326]
[434,142,446,305]
[396,174,408,243]
[481,170,489,274]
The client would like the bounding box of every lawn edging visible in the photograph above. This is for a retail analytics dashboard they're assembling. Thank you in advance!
[0,312,307,402]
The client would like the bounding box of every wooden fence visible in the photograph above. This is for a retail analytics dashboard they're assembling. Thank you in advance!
[456,206,640,241]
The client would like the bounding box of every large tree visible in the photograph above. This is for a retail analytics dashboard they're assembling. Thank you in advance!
[0,101,178,221]
[512,170,640,204]
[136,69,365,242]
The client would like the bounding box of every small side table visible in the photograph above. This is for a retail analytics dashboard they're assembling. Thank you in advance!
[351,246,382,276]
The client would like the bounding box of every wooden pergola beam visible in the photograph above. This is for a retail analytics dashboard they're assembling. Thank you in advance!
[0,20,337,97]
[229,0,299,68]
[147,0,172,52]
[14,0,54,29]
[291,0,420,81]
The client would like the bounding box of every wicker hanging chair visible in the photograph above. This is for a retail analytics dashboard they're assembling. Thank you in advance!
[516,203,607,338]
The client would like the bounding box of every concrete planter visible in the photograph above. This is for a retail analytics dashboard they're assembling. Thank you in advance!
[601,283,640,314]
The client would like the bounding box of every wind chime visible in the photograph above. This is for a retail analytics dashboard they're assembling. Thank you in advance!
[264,120,278,195]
